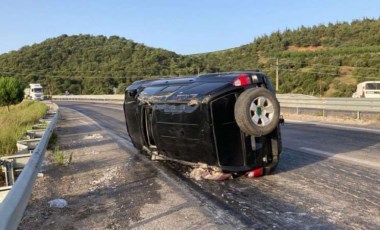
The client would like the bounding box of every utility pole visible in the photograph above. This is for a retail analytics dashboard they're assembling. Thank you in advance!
[276,57,279,92]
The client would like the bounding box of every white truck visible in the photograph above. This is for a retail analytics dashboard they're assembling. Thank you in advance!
[352,81,380,98]
[24,83,44,100]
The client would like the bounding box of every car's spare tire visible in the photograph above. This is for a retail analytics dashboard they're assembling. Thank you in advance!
[234,87,280,136]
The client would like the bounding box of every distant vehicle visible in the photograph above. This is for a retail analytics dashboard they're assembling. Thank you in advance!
[24,83,44,100]
[124,71,283,175]
[352,81,380,98]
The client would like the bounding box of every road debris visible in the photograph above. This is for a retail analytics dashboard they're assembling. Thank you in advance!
[189,167,232,181]
[48,199,68,208]
[83,133,103,140]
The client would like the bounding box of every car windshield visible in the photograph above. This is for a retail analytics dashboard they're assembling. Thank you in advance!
[140,85,185,97]
[139,86,166,96]
[365,83,380,90]
[33,88,43,93]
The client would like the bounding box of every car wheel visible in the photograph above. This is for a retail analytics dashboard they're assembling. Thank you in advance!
[234,88,280,136]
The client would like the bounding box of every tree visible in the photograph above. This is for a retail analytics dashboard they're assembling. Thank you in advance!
[0,77,25,112]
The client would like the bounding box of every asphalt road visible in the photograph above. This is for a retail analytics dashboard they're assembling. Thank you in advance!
[57,101,380,229]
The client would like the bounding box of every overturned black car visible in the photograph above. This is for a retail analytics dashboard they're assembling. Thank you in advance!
[124,71,283,175]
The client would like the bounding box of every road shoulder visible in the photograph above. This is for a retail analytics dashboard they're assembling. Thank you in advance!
[19,107,221,229]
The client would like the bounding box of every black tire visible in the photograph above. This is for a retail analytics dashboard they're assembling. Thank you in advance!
[234,88,280,136]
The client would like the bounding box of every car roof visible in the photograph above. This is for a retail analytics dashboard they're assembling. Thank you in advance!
[127,70,268,91]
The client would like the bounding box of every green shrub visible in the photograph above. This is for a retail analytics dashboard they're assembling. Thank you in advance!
[53,146,64,166]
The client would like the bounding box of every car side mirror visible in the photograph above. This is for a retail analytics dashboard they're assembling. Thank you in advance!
[128,90,138,98]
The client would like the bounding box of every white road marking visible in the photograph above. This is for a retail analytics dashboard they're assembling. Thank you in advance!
[286,119,380,134]
[80,103,123,111]
[299,147,380,169]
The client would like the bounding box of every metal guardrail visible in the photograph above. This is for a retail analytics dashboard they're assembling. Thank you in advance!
[53,95,124,102]
[276,95,380,119]
[53,94,380,116]
[0,103,59,230]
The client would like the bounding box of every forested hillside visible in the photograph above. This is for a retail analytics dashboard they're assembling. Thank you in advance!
[0,35,199,94]
[197,18,380,96]
[0,18,379,96]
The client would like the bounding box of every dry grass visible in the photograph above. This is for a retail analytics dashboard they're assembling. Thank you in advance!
[0,100,48,157]
[286,45,329,52]
[336,73,357,85]
[325,85,338,96]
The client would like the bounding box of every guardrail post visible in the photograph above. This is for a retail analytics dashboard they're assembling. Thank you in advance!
[6,161,15,186]
[357,111,361,120]
[1,160,15,186]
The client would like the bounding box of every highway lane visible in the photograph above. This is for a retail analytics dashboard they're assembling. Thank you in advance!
[283,120,380,169]
[57,101,380,229]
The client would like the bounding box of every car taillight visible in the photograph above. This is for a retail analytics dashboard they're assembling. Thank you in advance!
[232,74,251,87]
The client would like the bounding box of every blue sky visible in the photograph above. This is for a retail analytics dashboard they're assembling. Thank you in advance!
[0,0,379,55]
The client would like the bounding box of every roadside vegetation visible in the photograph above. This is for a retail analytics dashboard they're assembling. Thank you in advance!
[48,132,73,166]
[0,77,25,111]
[51,146,73,166]
[0,100,48,157]
[53,146,64,166]
[0,18,378,96]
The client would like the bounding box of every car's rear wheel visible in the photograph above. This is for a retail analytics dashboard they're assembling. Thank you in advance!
[234,88,280,136]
